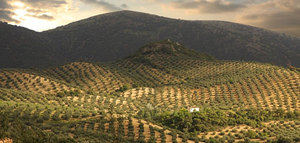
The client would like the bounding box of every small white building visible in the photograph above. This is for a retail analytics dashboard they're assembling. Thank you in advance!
[189,107,200,112]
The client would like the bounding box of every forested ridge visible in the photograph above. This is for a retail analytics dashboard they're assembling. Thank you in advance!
[1,10,299,68]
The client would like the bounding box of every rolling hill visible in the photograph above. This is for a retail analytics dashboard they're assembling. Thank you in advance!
[0,40,299,142]
[0,10,300,68]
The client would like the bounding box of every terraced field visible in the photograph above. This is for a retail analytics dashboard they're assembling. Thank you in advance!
[0,40,299,142]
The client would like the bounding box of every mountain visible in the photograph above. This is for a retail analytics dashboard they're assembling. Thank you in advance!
[1,10,300,68]
[0,41,299,142]
[0,22,54,68]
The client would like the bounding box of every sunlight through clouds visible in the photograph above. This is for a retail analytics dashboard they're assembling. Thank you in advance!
[11,1,25,7]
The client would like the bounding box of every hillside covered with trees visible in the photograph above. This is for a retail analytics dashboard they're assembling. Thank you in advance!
[0,40,299,142]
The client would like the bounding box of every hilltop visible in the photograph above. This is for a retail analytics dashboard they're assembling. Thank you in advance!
[0,10,300,68]
[0,41,299,142]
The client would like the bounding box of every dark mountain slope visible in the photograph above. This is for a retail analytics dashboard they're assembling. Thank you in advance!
[0,10,299,68]
[44,10,300,67]
[0,22,59,68]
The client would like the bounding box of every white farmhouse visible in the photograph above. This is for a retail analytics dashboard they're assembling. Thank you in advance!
[189,107,200,112]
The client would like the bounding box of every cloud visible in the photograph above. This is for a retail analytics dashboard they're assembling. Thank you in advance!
[27,13,55,20]
[171,0,246,13]
[0,0,19,23]
[121,4,128,9]
[0,0,70,23]
[21,0,70,21]
[27,8,46,14]
[238,0,300,37]
[26,8,56,21]
[0,10,20,23]
[20,0,67,8]
[80,0,122,11]
[0,0,12,9]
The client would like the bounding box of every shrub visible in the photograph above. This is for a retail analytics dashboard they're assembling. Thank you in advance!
[244,130,257,139]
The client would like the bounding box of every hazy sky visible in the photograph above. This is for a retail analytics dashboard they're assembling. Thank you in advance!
[0,0,299,37]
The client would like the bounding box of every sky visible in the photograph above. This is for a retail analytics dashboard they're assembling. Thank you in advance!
[0,0,299,37]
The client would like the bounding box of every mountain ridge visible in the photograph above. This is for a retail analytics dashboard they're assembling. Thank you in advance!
[43,10,299,39]
[0,10,299,68]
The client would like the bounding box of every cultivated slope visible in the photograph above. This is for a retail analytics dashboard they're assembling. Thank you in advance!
[0,41,299,142]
